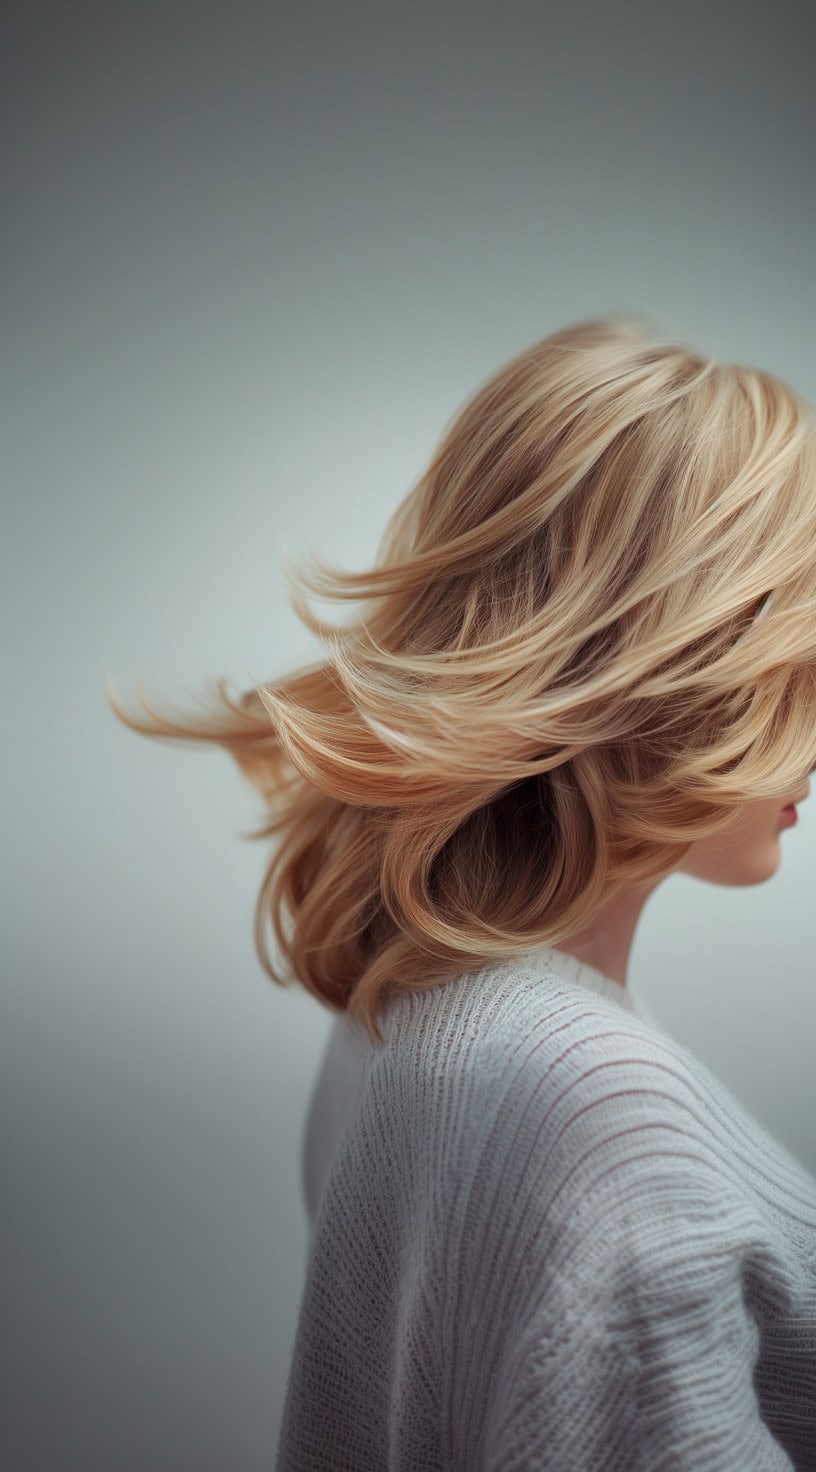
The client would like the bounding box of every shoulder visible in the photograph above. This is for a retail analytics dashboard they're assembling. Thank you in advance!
[396,972,760,1348]
[383,958,808,1233]
[432,958,713,1128]
[425,964,753,1239]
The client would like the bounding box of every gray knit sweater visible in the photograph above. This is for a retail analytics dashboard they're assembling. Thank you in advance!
[276,946,816,1469]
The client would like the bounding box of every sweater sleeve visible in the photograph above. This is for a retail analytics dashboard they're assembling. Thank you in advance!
[479,1159,798,1472]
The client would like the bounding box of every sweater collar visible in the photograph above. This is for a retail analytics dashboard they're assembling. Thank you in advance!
[518,943,639,1014]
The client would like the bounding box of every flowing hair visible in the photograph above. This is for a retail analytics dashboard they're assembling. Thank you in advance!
[105,313,816,1044]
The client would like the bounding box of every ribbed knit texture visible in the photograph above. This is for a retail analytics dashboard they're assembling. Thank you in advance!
[276,946,816,1470]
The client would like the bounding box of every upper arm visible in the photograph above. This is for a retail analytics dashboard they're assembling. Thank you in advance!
[480,1155,796,1471]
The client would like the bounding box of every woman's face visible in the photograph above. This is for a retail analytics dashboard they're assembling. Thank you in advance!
[676,782,810,887]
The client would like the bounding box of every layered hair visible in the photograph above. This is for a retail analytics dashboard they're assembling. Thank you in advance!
[106,314,816,1044]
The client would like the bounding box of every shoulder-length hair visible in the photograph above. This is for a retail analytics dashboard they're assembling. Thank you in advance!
[106,313,816,1044]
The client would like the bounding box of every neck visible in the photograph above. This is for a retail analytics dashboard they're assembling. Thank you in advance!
[555,880,660,988]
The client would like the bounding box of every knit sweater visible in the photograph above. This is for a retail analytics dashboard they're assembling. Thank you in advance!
[275,945,816,1470]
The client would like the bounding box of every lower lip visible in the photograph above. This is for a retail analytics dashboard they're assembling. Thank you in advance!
[781,805,798,825]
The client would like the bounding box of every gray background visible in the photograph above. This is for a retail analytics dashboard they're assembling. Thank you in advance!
[3,1,815,1467]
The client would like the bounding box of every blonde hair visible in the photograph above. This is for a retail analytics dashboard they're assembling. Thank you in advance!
[106,313,816,1044]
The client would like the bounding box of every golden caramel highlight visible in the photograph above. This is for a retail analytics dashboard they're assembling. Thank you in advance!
[106,313,816,1043]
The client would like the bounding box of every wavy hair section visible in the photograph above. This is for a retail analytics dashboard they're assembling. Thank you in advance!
[106,313,816,1043]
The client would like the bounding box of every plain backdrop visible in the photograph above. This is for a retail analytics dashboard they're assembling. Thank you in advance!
[3,1,815,1467]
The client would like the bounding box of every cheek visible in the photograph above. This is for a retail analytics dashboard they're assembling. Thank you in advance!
[716,807,780,845]
[687,820,784,886]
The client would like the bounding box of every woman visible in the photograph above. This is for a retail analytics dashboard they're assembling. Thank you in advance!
[108,314,816,1469]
